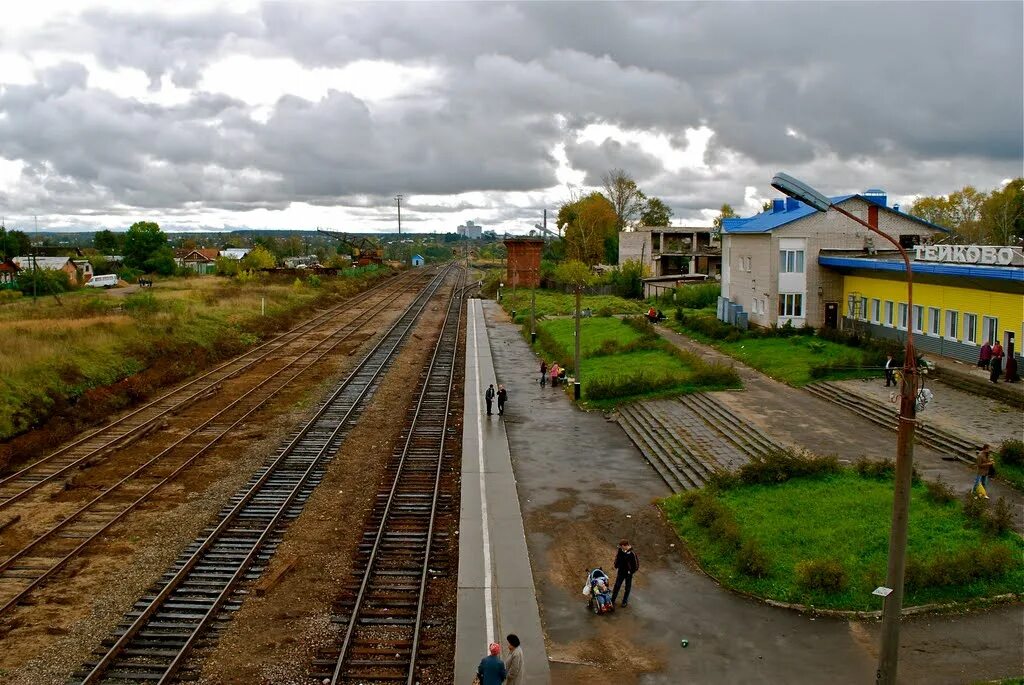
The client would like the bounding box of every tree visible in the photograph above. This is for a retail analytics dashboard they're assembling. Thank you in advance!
[123,221,169,271]
[910,187,985,241]
[559,192,618,266]
[554,259,596,399]
[602,169,646,231]
[712,203,738,239]
[0,227,31,259]
[240,245,276,271]
[144,248,177,275]
[980,178,1024,245]
[640,197,673,226]
[93,229,124,255]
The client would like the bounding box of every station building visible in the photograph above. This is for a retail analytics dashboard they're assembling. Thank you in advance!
[718,190,1024,363]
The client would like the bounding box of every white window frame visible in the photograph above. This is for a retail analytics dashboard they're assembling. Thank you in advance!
[945,310,959,340]
[884,301,894,327]
[928,307,941,336]
[778,292,804,318]
[860,297,869,321]
[963,313,978,344]
[897,303,908,330]
[912,305,924,333]
[779,249,805,274]
[871,299,881,323]
[982,316,999,345]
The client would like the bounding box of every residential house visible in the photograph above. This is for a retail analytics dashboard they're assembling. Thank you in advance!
[12,256,87,285]
[174,248,220,274]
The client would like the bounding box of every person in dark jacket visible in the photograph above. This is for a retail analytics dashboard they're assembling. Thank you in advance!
[497,385,508,415]
[884,354,896,387]
[477,642,506,685]
[540,360,547,387]
[978,341,992,370]
[990,342,1005,383]
[611,538,639,607]
[485,384,495,415]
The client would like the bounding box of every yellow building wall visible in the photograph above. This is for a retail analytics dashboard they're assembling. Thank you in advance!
[842,275,1023,343]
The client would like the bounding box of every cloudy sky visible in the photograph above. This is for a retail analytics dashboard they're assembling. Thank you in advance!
[0,1,1021,234]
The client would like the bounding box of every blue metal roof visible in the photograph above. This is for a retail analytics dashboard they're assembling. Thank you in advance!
[818,255,1023,282]
[723,194,950,235]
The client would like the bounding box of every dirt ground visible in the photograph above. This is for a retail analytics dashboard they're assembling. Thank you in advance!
[0,283,423,682]
[196,289,459,684]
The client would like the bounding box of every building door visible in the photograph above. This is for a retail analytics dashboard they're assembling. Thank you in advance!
[824,302,838,329]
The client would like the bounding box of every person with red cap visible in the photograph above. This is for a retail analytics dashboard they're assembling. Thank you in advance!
[476,642,506,685]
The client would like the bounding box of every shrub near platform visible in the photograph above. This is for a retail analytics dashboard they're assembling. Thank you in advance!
[995,439,1024,491]
[662,454,1024,611]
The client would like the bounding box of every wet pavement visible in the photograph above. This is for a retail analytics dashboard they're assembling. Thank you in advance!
[482,302,1024,684]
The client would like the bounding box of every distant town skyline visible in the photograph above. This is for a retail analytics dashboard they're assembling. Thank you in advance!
[0,1,1021,234]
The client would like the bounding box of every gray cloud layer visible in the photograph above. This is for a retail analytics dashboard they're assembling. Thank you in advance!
[0,1,1021,227]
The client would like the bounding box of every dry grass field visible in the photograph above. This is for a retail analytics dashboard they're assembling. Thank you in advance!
[0,270,387,443]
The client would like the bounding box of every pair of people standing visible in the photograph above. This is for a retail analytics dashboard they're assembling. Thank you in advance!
[484,384,508,416]
[476,634,525,685]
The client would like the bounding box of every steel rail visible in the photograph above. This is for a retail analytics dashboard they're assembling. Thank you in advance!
[328,270,464,684]
[0,271,429,615]
[76,266,454,684]
[0,270,422,509]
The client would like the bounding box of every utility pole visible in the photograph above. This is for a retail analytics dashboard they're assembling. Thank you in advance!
[32,216,38,303]
[395,194,403,236]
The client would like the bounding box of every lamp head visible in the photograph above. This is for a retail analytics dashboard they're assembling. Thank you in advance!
[771,172,832,213]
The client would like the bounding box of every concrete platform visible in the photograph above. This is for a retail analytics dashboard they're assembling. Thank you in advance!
[455,298,551,684]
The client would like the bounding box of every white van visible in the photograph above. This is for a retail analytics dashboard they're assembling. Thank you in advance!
[86,274,119,288]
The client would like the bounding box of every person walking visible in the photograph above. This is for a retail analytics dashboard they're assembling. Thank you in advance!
[504,634,525,685]
[484,384,495,416]
[611,538,639,607]
[884,354,897,387]
[990,341,1005,383]
[497,384,508,415]
[549,363,560,387]
[539,360,547,387]
[978,341,992,370]
[476,642,506,685]
[974,444,995,498]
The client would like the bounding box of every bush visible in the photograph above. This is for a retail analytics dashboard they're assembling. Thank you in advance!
[796,558,848,592]
[691,493,728,528]
[923,477,956,505]
[809,355,864,379]
[905,545,1017,590]
[595,305,614,317]
[122,292,160,314]
[962,491,986,522]
[709,515,743,549]
[674,283,720,309]
[736,540,772,578]
[585,370,688,401]
[736,449,840,485]
[983,497,1014,536]
[997,440,1024,468]
[852,458,921,484]
[0,289,22,303]
[687,363,741,388]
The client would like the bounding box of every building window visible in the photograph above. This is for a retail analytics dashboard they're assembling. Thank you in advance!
[884,301,894,326]
[982,316,999,344]
[964,313,978,344]
[897,303,908,330]
[779,249,805,273]
[871,299,881,323]
[912,305,924,332]
[860,297,868,321]
[928,307,941,336]
[746,257,752,272]
[778,293,803,317]
[945,310,958,340]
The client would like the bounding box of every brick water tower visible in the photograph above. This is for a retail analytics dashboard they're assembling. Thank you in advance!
[504,237,544,288]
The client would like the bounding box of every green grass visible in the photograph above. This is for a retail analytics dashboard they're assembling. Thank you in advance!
[996,462,1024,492]
[531,317,741,407]
[662,472,1024,611]
[667,314,878,386]
[501,289,645,324]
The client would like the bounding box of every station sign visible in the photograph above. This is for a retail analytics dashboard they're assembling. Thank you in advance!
[912,245,1023,266]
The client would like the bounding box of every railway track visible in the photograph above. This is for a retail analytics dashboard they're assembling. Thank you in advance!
[804,381,981,462]
[68,266,458,684]
[307,272,460,683]
[617,393,783,493]
[0,269,433,616]
[312,271,464,684]
[0,269,421,508]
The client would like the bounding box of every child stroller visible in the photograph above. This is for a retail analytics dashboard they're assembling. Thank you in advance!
[584,568,615,614]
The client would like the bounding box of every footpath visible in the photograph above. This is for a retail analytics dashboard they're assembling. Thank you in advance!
[653,325,1024,530]
[480,300,1022,684]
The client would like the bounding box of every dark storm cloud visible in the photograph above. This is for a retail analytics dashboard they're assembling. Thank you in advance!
[0,1,1020,221]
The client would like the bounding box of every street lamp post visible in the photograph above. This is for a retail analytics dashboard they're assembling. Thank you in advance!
[771,173,917,685]
[530,273,537,345]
